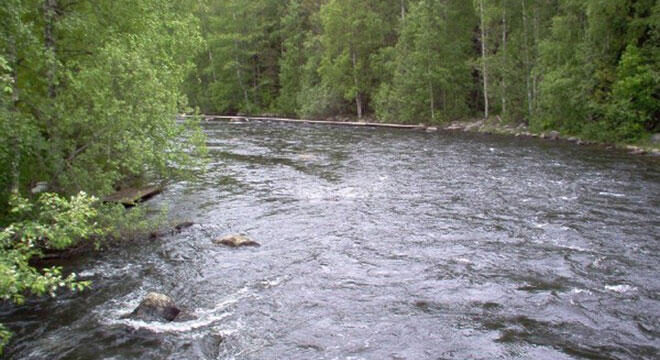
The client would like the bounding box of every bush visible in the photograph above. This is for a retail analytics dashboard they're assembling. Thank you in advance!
[297,83,348,119]
[0,192,103,353]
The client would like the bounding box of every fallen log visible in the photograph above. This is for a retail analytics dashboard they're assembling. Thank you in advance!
[103,185,163,207]
[186,115,426,130]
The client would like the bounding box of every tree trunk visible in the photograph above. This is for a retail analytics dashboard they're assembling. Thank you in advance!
[401,0,406,21]
[351,51,362,119]
[522,0,532,118]
[8,37,20,194]
[501,5,507,120]
[532,8,539,113]
[479,0,489,120]
[208,50,217,83]
[231,11,250,110]
[253,57,260,107]
[44,0,57,100]
[429,79,435,122]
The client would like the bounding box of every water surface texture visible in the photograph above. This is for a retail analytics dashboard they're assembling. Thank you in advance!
[3,122,660,359]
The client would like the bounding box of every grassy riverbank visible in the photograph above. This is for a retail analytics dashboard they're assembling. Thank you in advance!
[440,118,660,157]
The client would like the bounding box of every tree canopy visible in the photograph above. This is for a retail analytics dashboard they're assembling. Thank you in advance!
[185,0,657,142]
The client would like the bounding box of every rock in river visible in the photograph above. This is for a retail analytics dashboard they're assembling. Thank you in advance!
[213,234,260,248]
[125,292,189,322]
[652,133,660,144]
[548,130,561,140]
[541,130,561,140]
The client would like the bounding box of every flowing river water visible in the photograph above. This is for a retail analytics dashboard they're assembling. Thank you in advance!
[3,121,660,359]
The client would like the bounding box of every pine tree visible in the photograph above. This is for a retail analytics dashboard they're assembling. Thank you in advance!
[376,0,475,124]
[319,0,385,118]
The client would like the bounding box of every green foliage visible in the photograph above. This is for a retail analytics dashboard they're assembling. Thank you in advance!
[180,0,658,143]
[533,0,658,142]
[0,324,10,354]
[376,0,476,124]
[298,82,348,118]
[318,0,385,117]
[601,45,659,142]
[0,192,100,352]
[0,0,205,211]
[97,202,168,242]
[18,192,104,250]
[0,1,205,352]
[186,0,284,114]
[277,0,325,116]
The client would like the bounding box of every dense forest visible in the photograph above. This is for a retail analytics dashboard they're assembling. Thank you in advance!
[0,0,658,352]
[187,0,659,143]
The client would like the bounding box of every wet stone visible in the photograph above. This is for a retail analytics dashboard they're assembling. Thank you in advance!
[174,221,195,231]
[124,292,185,322]
[149,222,196,239]
[651,133,660,144]
[213,234,260,247]
[541,131,560,140]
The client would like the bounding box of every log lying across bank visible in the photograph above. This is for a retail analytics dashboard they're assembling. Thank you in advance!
[182,115,426,130]
[104,185,163,207]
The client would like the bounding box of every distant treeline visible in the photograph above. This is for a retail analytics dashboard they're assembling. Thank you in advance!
[186,0,659,143]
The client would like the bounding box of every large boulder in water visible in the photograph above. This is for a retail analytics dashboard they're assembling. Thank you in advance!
[213,234,260,248]
[126,292,182,322]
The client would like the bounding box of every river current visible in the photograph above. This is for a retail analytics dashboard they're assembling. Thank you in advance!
[3,121,659,359]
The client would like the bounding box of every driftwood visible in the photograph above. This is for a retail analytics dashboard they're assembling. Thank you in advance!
[103,185,163,207]
[185,115,426,130]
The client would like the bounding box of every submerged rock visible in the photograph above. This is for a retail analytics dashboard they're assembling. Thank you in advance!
[548,130,561,140]
[174,221,196,231]
[652,133,660,144]
[213,234,260,248]
[126,292,183,322]
[626,145,647,155]
[464,121,483,132]
[149,221,196,240]
[444,123,464,131]
[541,130,560,140]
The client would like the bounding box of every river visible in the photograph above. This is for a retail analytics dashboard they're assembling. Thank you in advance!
[3,121,659,359]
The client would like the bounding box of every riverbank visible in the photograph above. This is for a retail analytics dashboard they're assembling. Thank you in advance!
[441,118,660,157]
[184,114,660,157]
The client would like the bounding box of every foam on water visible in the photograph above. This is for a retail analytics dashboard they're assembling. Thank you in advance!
[102,287,251,334]
[605,284,637,293]
[599,191,626,198]
[4,121,659,360]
